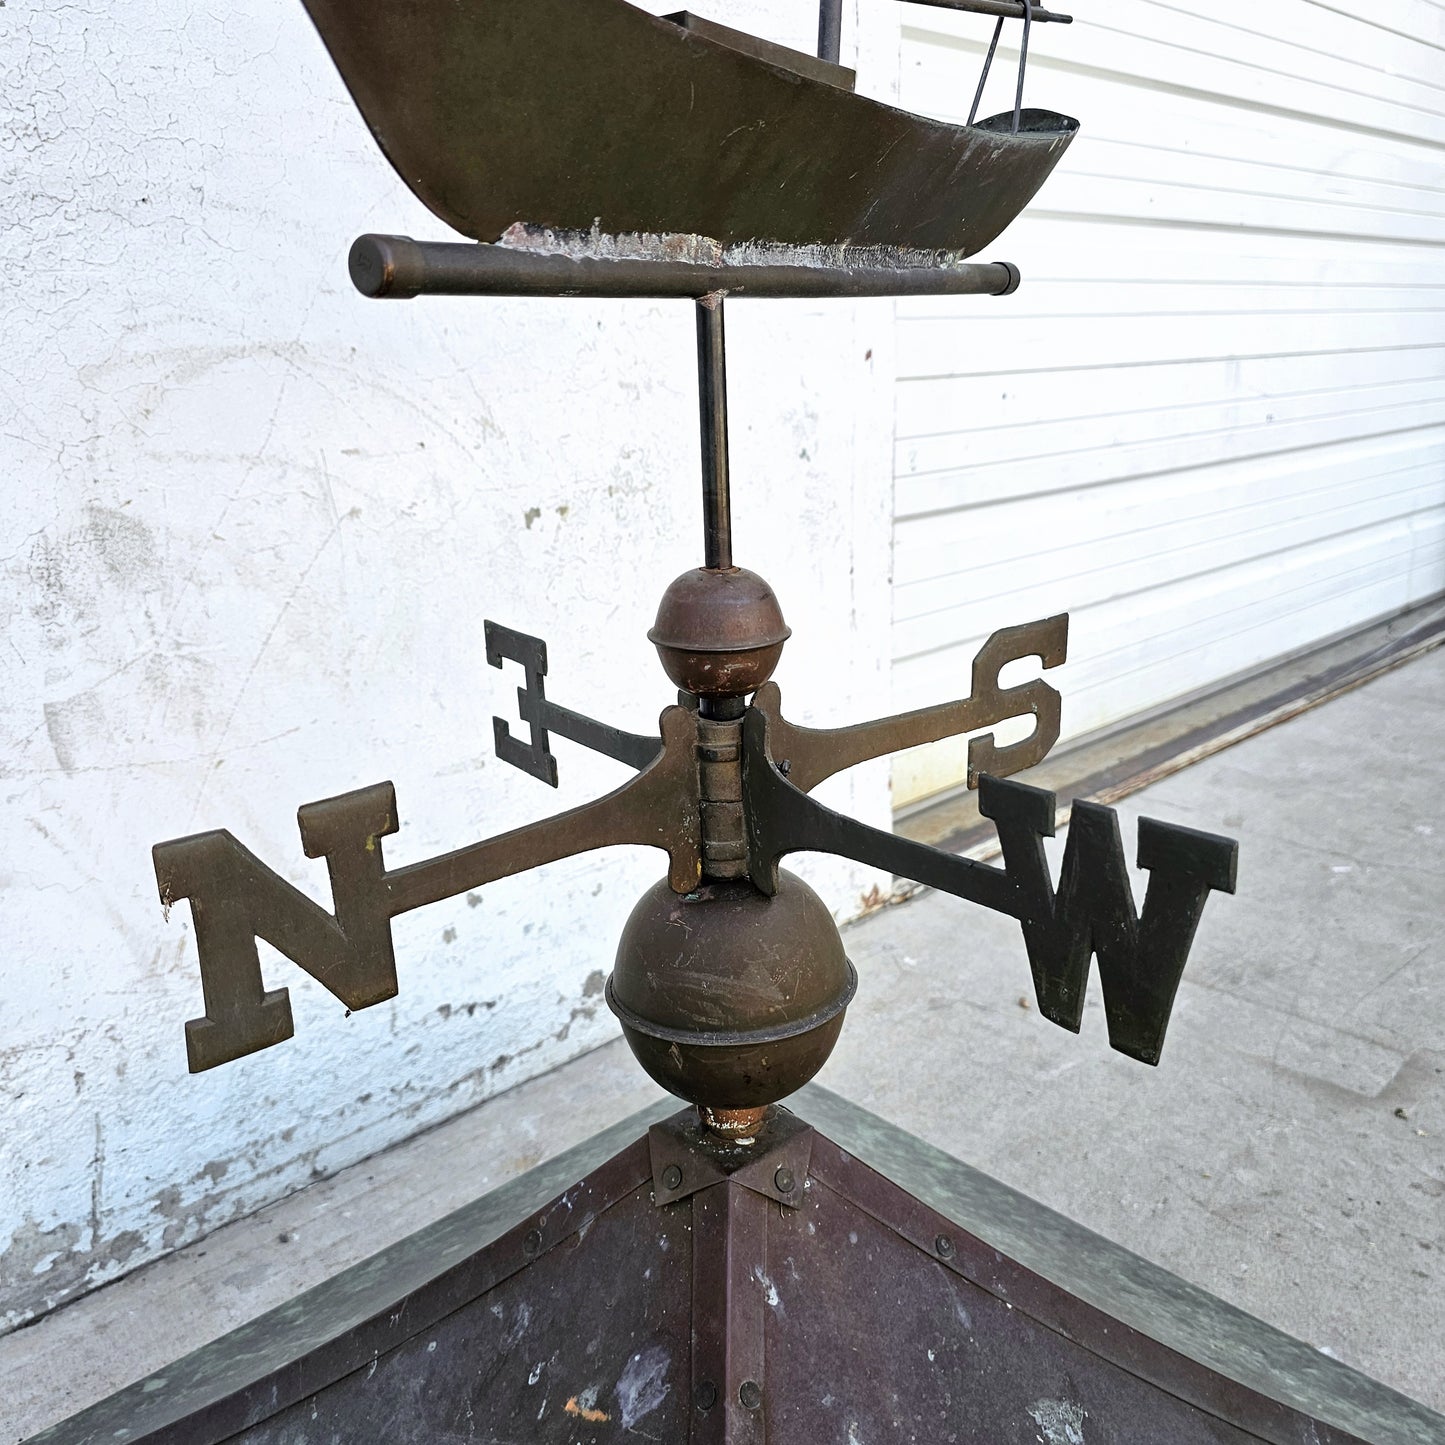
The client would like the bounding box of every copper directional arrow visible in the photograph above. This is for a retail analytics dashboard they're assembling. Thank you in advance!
[741,658,1238,1066]
[153,698,701,1073]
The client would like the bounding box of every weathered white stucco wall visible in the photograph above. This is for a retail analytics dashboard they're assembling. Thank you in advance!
[1,0,898,1328]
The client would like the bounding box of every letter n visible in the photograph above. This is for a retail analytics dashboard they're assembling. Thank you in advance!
[153,783,401,1072]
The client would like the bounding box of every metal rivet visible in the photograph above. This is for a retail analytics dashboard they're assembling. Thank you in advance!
[935,1234,955,1259]
[739,1380,762,1410]
[523,1228,543,1257]
[694,1381,718,1413]
[774,1166,796,1193]
[661,1164,684,1192]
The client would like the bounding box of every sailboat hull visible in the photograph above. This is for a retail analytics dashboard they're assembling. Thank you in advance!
[299,0,1078,255]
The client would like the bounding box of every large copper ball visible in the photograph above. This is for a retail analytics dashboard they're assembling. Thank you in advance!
[606,872,857,1111]
[648,567,790,699]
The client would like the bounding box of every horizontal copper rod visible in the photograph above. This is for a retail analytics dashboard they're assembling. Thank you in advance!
[350,235,1021,301]
[901,0,1072,23]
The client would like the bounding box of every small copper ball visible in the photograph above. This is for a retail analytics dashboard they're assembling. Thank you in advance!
[648,567,790,699]
[606,872,856,1111]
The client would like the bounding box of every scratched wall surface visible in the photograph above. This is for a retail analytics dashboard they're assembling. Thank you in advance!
[0,0,897,1329]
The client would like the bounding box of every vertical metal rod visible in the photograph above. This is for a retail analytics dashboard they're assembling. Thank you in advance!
[1014,0,1034,133]
[818,0,844,63]
[968,17,1005,125]
[696,298,733,573]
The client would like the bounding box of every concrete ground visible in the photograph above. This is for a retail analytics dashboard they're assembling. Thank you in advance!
[5,647,1443,1440]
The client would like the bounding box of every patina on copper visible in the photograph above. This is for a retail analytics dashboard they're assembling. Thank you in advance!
[296,0,1077,255]
[648,568,791,702]
[608,873,856,1112]
[38,1094,1441,1444]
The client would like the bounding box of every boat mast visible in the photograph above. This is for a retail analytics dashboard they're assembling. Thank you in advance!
[818,0,844,64]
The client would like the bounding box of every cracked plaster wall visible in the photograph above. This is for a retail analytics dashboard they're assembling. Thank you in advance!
[1,0,899,1330]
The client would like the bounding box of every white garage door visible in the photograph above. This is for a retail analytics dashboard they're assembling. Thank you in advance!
[891,0,1445,809]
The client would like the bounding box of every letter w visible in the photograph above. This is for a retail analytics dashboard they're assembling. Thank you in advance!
[979,777,1238,1065]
